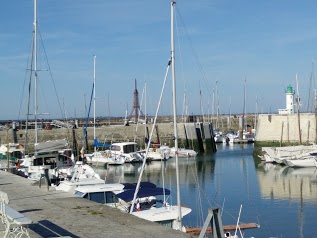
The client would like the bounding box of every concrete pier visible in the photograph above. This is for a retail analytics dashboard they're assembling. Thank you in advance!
[0,122,216,154]
[0,170,195,238]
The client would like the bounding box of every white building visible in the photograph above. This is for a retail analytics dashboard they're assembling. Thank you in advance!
[279,85,295,115]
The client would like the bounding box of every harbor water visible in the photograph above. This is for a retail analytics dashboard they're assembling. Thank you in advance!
[95,144,317,238]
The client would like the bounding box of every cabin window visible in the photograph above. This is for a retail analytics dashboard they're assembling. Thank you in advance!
[123,144,136,153]
[79,191,119,204]
[111,145,120,151]
[156,220,173,228]
[74,191,85,197]
[105,192,119,203]
[88,192,106,204]
[44,157,56,166]
[33,158,44,166]
[11,151,23,159]
[58,154,70,165]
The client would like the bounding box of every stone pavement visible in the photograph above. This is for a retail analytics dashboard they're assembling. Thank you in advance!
[0,170,196,238]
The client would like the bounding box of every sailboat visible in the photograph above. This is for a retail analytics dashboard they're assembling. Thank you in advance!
[68,1,191,230]
[17,0,77,182]
[128,0,191,231]
[139,81,171,161]
[84,56,125,166]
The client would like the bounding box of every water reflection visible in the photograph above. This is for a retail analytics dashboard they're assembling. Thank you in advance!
[256,162,317,201]
[256,157,317,238]
[92,144,317,237]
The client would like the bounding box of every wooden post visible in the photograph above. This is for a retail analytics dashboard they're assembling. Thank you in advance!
[307,121,310,144]
[280,121,284,147]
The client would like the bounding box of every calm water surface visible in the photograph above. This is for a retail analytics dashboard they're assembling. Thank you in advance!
[95,144,317,238]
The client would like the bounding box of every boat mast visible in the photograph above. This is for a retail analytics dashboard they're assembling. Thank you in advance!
[93,55,96,154]
[243,77,246,132]
[315,89,317,144]
[216,81,219,129]
[199,83,205,122]
[171,0,182,230]
[255,95,258,131]
[34,0,38,144]
[144,81,147,148]
[241,77,246,134]
[229,96,231,130]
[296,74,302,144]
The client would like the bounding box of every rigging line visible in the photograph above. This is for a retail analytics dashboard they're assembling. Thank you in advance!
[182,91,186,123]
[25,57,33,152]
[199,81,205,122]
[189,159,205,227]
[18,35,34,123]
[243,77,247,124]
[307,61,315,112]
[175,8,187,113]
[176,7,213,100]
[38,29,64,119]
[107,93,111,125]
[84,81,94,147]
[129,58,172,214]
[189,161,243,223]
[24,42,35,153]
[161,157,166,205]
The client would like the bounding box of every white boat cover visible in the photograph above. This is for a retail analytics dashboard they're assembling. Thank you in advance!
[35,139,68,153]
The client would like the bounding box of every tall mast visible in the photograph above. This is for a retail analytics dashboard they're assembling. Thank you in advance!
[144,81,147,148]
[244,77,247,131]
[34,0,38,144]
[93,55,96,154]
[242,77,246,132]
[216,81,219,129]
[212,88,215,126]
[296,74,302,144]
[229,96,231,130]
[255,95,258,131]
[171,0,182,230]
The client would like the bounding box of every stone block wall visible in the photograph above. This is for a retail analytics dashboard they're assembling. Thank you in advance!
[255,113,317,143]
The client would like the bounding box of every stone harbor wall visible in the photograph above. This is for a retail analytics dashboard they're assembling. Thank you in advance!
[256,113,317,144]
[0,122,217,154]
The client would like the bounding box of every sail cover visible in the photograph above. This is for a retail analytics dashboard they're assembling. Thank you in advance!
[93,139,111,148]
[122,182,157,190]
[116,187,171,202]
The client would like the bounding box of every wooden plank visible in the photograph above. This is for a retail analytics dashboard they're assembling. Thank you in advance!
[186,223,260,235]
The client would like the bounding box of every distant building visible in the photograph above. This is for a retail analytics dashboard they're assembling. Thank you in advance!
[279,85,295,115]
[129,79,144,123]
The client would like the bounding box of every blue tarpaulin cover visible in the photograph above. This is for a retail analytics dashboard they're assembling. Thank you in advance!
[93,139,111,148]
[122,182,157,190]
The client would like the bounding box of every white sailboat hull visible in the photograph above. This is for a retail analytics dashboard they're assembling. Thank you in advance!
[132,206,191,231]
[284,157,317,167]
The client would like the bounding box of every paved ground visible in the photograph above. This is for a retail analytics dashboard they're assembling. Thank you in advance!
[0,170,196,238]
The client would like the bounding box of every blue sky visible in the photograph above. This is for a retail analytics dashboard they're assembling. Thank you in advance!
[1,0,317,120]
